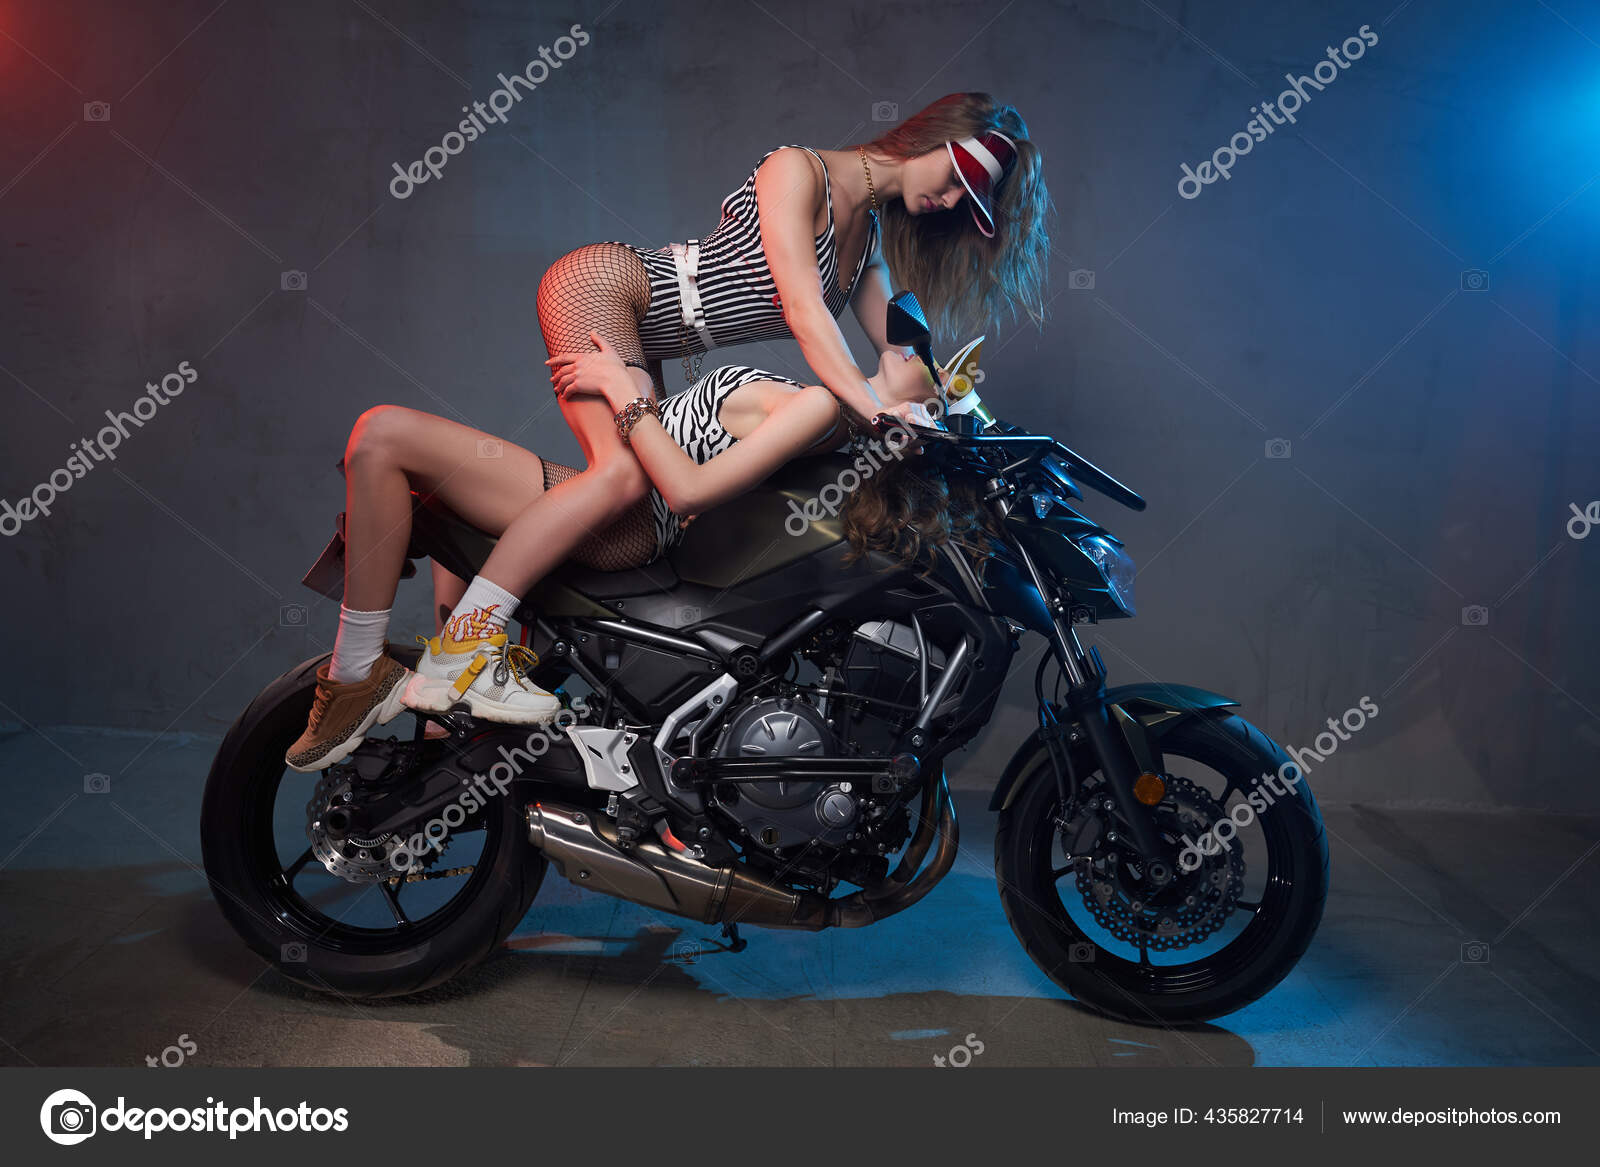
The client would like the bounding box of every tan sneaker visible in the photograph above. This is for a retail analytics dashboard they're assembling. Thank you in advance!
[285,651,411,772]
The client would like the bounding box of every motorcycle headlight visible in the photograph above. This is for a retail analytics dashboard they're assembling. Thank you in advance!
[1079,535,1136,615]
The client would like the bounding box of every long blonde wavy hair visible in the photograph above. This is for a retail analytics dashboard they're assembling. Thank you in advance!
[863,92,1052,342]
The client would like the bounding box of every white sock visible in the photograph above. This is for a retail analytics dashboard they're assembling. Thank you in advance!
[329,605,391,683]
[442,576,520,643]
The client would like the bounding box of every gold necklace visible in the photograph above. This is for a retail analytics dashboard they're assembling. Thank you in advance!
[857,146,879,213]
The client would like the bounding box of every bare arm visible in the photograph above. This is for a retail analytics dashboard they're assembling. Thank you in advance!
[756,148,885,422]
[626,384,839,516]
[849,237,894,356]
[546,333,840,516]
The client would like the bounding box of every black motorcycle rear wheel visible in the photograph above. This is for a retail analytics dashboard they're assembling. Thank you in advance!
[995,710,1329,1025]
[200,652,546,998]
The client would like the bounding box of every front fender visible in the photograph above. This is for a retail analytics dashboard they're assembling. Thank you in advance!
[986,682,1239,812]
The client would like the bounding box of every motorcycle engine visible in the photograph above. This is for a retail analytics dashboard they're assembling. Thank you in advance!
[826,619,947,757]
[707,695,858,854]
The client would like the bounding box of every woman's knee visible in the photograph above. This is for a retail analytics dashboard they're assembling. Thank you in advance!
[592,454,651,502]
[344,404,413,471]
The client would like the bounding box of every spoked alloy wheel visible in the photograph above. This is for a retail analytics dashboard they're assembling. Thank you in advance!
[200,652,545,998]
[995,711,1329,1024]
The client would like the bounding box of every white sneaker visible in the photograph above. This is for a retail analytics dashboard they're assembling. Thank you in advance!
[402,624,561,724]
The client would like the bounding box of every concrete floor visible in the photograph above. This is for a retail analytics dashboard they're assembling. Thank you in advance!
[2,725,1597,1068]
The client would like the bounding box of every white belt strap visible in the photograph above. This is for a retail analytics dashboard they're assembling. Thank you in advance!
[668,240,716,350]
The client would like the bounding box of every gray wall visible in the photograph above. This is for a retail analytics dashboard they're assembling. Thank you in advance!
[3,0,1596,809]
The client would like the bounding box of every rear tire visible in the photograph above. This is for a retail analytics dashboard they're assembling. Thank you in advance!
[200,652,546,998]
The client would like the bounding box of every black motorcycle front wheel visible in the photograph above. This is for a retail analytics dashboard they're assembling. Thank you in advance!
[199,652,546,998]
[995,710,1329,1025]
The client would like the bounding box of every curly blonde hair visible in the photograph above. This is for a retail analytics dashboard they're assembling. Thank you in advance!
[864,92,1053,342]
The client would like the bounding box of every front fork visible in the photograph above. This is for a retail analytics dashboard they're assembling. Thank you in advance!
[998,496,1171,866]
[1054,654,1171,863]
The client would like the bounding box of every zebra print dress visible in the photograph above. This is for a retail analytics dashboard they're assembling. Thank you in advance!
[605,144,881,368]
[650,363,821,554]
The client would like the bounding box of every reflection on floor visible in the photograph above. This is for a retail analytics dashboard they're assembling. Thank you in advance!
[1,727,1596,1067]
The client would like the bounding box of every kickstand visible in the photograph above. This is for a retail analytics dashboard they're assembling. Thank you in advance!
[721,921,747,953]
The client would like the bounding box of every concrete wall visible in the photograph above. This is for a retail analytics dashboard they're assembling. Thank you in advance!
[2,0,1596,809]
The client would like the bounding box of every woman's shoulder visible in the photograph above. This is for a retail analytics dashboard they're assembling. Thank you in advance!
[751,143,826,188]
[754,143,820,166]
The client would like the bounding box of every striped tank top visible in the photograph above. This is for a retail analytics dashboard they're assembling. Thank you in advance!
[622,145,881,362]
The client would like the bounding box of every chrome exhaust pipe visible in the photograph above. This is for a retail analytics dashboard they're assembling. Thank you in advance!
[526,779,959,933]
[526,802,831,930]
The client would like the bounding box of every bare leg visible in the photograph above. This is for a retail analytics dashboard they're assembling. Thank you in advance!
[340,405,550,612]
[463,241,663,592]
[475,393,653,592]
[289,406,561,768]
[340,403,654,611]
[431,563,468,635]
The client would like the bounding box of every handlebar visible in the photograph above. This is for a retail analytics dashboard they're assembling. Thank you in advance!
[899,421,1147,512]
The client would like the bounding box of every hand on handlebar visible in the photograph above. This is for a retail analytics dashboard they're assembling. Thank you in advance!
[870,400,947,454]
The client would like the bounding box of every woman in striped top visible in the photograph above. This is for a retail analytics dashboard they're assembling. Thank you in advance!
[316,93,1051,737]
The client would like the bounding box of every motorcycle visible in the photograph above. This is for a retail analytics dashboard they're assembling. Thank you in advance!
[200,293,1328,1024]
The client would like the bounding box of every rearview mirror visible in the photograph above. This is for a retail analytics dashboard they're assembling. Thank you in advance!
[886,291,938,385]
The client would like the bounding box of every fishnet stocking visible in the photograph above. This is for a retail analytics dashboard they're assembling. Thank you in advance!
[534,242,663,571]
[535,241,653,377]
[540,459,659,571]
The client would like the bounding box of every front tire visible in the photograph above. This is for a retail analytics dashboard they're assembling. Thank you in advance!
[200,652,546,998]
[995,711,1329,1025]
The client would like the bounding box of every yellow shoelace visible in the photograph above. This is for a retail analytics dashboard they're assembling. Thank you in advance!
[416,634,540,688]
